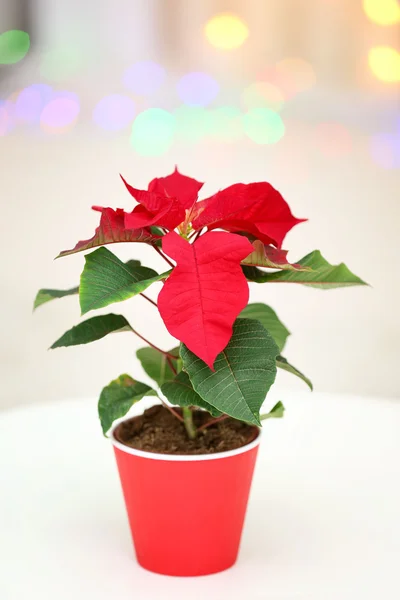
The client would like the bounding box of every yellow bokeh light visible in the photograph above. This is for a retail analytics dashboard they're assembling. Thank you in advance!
[363,0,400,26]
[204,13,249,50]
[368,46,400,82]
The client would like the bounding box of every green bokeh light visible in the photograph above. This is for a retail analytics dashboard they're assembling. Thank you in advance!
[40,45,84,82]
[207,106,243,143]
[174,105,208,142]
[130,109,175,156]
[242,108,285,144]
[0,30,30,65]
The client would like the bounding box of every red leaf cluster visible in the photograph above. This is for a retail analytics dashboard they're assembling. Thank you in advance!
[59,167,305,367]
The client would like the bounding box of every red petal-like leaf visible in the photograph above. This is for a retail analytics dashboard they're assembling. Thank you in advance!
[57,207,159,258]
[241,240,307,271]
[121,174,185,230]
[192,182,305,248]
[148,166,204,210]
[158,231,253,369]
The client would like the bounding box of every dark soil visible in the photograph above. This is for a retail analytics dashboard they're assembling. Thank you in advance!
[114,405,258,455]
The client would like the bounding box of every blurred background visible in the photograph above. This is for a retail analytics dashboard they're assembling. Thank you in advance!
[0,0,399,410]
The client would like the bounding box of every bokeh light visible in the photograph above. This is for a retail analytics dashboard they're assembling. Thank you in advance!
[40,44,84,82]
[177,72,219,107]
[93,94,136,131]
[368,46,400,82]
[130,108,175,156]
[207,106,243,143]
[0,30,30,64]
[40,97,80,134]
[15,84,53,124]
[314,123,353,157]
[370,133,400,169]
[363,0,400,26]
[123,61,166,95]
[205,13,249,50]
[242,108,285,144]
[241,82,284,111]
[174,106,208,142]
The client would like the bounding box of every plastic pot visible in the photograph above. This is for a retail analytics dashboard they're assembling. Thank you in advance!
[111,419,261,577]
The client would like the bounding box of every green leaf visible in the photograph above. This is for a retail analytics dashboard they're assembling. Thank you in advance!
[33,259,145,311]
[240,303,290,352]
[260,401,285,420]
[181,318,279,425]
[136,346,179,387]
[243,250,367,289]
[79,247,168,314]
[98,374,156,435]
[277,355,313,390]
[51,314,132,349]
[161,371,222,417]
[33,286,79,310]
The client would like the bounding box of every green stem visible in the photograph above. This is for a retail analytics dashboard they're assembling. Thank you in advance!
[182,406,197,440]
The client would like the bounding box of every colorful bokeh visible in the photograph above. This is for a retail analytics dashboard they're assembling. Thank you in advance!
[93,95,136,131]
[368,46,400,82]
[363,0,400,26]
[0,30,30,65]
[130,108,175,156]
[40,96,80,134]
[123,61,166,95]
[177,72,219,107]
[15,84,53,124]
[205,13,249,50]
[242,108,285,144]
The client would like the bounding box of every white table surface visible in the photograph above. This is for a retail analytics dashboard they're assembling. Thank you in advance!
[1,391,399,600]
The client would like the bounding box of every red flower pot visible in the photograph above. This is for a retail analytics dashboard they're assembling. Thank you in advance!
[111,422,261,577]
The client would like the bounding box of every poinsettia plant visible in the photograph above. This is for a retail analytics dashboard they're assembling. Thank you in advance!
[34,168,366,440]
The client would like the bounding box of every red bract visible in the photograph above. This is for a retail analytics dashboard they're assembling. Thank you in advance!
[192,182,305,248]
[148,167,204,210]
[122,168,204,231]
[121,176,186,231]
[158,231,253,369]
[57,207,159,258]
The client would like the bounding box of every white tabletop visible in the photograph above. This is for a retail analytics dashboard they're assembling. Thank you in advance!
[1,391,399,600]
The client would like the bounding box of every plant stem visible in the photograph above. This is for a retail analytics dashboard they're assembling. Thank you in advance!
[166,356,177,375]
[140,292,158,307]
[182,406,197,439]
[159,397,184,422]
[197,414,229,432]
[154,245,175,269]
[130,328,177,359]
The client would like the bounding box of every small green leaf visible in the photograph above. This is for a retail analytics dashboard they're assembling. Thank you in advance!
[243,250,367,289]
[79,247,169,314]
[98,374,156,435]
[51,314,132,349]
[136,346,179,387]
[240,303,290,352]
[260,401,285,421]
[33,286,79,310]
[161,371,222,417]
[181,318,279,425]
[34,259,145,311]
[277,355,313,390]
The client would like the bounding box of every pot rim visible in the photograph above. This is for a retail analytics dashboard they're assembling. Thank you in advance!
[110,417,262,462]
